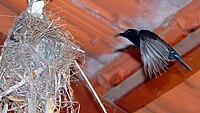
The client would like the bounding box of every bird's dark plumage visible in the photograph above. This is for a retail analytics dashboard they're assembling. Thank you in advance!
[115,29,192,79]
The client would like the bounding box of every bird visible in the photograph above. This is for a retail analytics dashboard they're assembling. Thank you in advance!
[114,29,192,79]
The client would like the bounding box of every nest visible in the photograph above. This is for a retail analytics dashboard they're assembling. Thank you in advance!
[0,10,82,113]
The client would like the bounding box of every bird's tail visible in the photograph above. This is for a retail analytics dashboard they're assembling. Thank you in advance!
[177,58,192,71]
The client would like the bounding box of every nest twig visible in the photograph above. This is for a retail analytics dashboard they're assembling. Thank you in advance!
[0,10,82,113]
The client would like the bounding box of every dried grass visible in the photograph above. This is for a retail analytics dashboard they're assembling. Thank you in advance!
[0,10,82,113]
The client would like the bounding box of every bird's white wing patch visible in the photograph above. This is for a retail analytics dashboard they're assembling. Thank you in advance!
[140,37,169,79]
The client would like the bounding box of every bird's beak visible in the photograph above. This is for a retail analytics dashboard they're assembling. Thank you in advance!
[113,33,123,38]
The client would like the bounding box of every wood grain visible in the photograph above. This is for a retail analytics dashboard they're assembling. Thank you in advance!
[136,70,200,113]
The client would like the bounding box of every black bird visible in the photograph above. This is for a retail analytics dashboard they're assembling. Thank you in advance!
[114,29,192,79]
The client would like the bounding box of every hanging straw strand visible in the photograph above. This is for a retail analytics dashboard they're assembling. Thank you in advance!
[75,61,107,113]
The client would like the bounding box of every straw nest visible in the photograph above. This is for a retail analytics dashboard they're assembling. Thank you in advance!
[0,10,82,113]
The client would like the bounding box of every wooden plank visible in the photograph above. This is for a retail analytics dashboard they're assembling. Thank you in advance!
[116,46,200,112]
[104,28,200,102]
[0,2,18,35]
[60,81,127,113]
[136,70,200,113]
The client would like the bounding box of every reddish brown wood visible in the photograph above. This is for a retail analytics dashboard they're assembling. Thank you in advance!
[0,2,17,35]
[61,81,126,113]
[0,31,6,44]
[0,31,6,53]
[136,70,200,113]
[116,46,200,112]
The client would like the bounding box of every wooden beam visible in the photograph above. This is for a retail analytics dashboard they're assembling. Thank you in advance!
[0,31,6,44]
[104,28,200,102]
[0,2,18,35]
[115,45,200,112]
[59,81,127,113]
[136,70,200,113]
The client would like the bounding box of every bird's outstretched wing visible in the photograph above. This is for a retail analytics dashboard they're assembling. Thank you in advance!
[140,30,169,79]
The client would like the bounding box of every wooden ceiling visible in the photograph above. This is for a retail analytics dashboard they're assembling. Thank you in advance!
[0,0,200,113]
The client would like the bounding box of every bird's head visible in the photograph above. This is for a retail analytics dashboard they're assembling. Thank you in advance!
[114,29,139,39]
